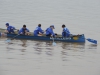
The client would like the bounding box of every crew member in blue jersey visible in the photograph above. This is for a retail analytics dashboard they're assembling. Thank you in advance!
[62,24,70,37]
[19,25,30,35]
[5,23,16,33]
[46,25,55,37]
[33,24,44,36]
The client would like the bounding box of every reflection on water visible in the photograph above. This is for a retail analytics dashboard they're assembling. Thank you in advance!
[61,42,85,50]
[4,38,98,52]
[6,47,15,52]
[61,49,68,61]
[5,40,27,54]
[33,41,43,55]
[87,44,97,49]
[45,48,53,56]
[34,47,42,55]
[33,41,54,55]
[20,49,26,53]
[0,38,99,75]
[20,40,27,47]
[5,39,98,55]
[45,41,53,46]
[61,43,85,61]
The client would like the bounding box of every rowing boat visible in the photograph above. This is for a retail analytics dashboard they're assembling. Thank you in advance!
[0,28,85,43]
[0,33,85,43]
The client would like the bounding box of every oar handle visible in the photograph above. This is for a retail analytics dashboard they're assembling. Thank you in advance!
[11,34,20,40]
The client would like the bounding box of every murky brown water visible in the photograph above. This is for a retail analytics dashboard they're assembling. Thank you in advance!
[0,0,100,75]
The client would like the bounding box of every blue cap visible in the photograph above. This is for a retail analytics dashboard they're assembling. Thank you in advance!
[5,23,9,26]
[50,25,55,29]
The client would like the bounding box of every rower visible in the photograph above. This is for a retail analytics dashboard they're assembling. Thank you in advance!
[46,25,55,37]
[33,24,44,36]
[62,24,70,37]
[19,25,30,35]
[5,23,16,33]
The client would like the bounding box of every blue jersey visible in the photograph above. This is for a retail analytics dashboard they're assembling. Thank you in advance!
[19,28,30,35]
[62,27,70,37]
[33,27,44,36]
[7,26,15,33]
[46,27,55,36]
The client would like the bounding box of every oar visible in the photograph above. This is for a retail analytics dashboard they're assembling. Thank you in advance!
[86,38,97,44]
[6,34,20,43]
[52,37,56,46]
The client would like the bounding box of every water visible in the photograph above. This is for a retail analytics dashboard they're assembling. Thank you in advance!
[0,0,100,75]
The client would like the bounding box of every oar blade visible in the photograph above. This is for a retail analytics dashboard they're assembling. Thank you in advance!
[6,39,11,43]
[86,38,97,44]
[52,42,56,46]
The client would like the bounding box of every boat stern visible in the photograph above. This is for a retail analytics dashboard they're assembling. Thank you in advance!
[72,34,85,43]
